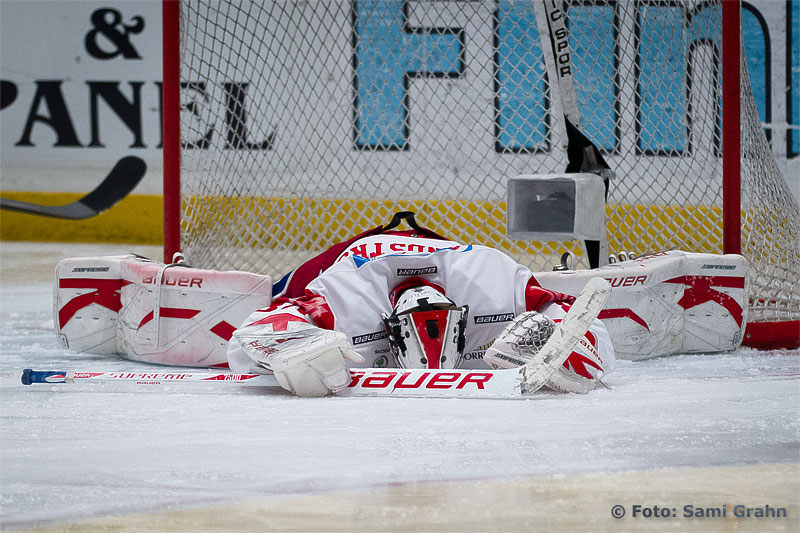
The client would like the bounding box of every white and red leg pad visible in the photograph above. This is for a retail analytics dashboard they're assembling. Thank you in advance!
[55,255,272,367]
[533,251,750,360]
[54,255,138,354]
[117,258,272,367]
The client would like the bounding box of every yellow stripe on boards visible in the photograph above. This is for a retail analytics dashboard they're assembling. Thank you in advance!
[180,195,725,257]
[1,192,726,261]
[0,192,163,244]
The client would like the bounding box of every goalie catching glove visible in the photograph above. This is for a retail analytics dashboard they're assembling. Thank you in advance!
[230,305,363,397]
[483,309,608,393]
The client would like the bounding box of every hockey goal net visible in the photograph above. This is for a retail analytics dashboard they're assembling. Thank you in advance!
[162,0,798,349]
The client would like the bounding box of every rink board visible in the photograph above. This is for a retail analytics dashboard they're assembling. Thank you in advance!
[0,192,726,263]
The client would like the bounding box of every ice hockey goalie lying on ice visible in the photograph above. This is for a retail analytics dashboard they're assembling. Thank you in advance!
[54,212,749,398]
[226,224,615,397]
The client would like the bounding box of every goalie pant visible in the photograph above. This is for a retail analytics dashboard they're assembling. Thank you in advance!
[227,233,615,393]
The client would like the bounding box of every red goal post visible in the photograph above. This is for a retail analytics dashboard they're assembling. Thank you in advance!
[161,0,798,349]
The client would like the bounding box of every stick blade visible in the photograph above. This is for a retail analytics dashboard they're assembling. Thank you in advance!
[519,277,611,394]
[79,156,147,213]
[0,156,146,219]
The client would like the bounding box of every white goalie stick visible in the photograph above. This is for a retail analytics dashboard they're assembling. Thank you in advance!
[21,278,611,398]
[0,156,146,219]
[535,1,614,269]
[536,0,611,178]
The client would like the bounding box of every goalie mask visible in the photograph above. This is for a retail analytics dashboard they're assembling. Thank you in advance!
[382,285,468,369]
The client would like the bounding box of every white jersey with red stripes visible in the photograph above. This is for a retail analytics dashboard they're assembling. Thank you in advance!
[228,234,614,374]
[306,235,532,368]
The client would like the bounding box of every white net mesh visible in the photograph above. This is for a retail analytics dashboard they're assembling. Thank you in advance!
[175,0,798,324]
[738,40,799,322]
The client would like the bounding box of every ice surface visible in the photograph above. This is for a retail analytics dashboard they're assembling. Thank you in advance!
[0,243,798,530]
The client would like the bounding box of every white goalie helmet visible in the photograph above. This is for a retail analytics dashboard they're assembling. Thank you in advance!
[382,284,469,369]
